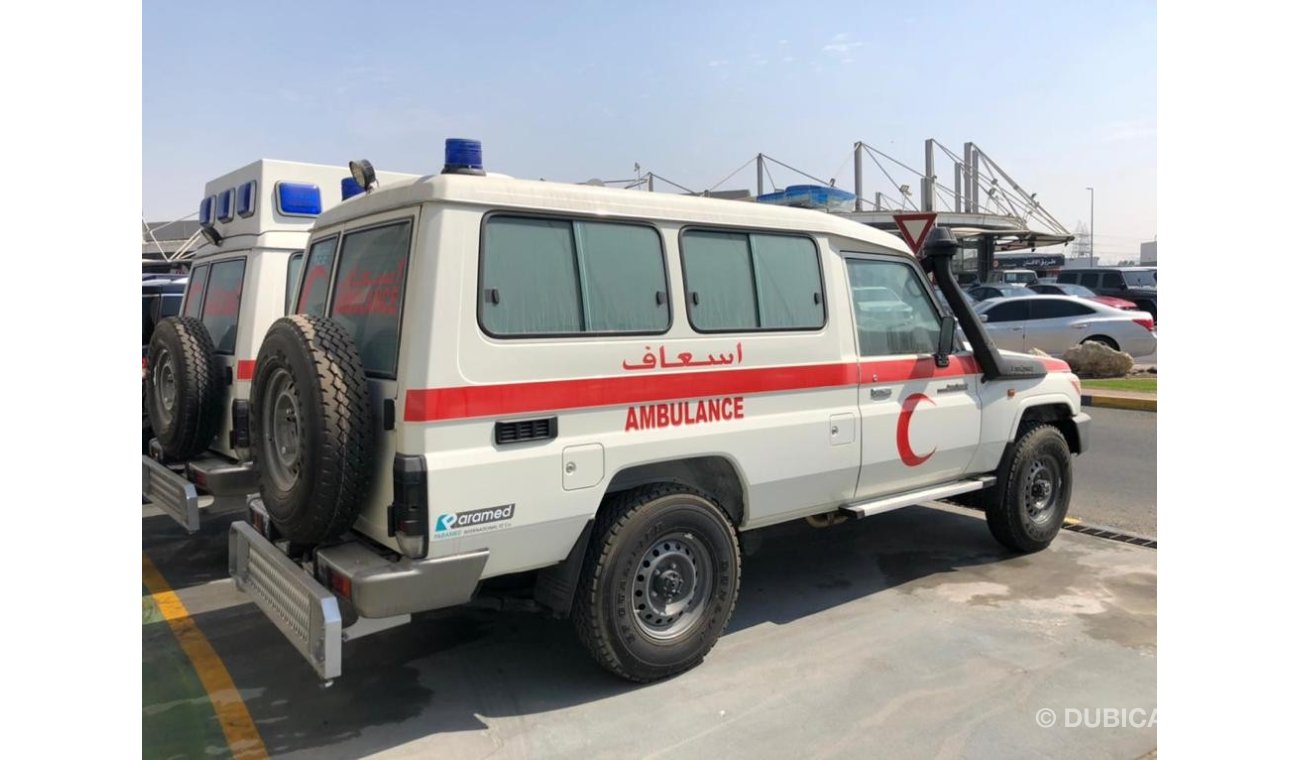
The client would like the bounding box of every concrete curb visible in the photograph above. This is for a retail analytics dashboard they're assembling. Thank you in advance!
[1081,393,1156,413]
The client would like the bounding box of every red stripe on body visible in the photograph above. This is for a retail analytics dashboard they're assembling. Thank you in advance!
[236,360,255,381]
[405,362,859,422]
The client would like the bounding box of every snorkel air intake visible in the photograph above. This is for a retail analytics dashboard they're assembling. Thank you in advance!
[921,228,1046,381]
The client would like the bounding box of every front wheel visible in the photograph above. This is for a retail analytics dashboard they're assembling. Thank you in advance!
[573,485,741,682]
[985,424,1073,553]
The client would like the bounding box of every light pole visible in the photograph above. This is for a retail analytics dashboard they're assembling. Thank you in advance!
[1086,187,1095,265]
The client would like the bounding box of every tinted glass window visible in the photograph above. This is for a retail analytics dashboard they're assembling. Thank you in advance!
[183,265,209,318]
[574,221,669,332]
[681,230,824,331]
[160,294,183,319]
[1079,272,1101,288]
[1101,272,1125,289]
[751,234,824,328]
[985,301,1030,323]
[1123,270,1156,287]
[331,222,411,376]
[1056,272,1079,284]
[297,237,338,316]
[481,216,669,336]
[1030,299,1095,319]
[681,231,757,330]
[482,217,582,334]
[846,259,940,356]
[285,251,304,313]
[202,259,246,354]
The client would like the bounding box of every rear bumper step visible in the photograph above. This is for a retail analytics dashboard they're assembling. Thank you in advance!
[230,496,491,681]
[839,476,996,520]
[142,457,199,533]
[229,520,343,680]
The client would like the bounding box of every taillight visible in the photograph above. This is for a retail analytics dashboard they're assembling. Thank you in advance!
[1133,318,1155,332]
[387,454,429,559]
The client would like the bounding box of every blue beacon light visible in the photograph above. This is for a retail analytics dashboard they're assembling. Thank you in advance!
[443,138,485,175]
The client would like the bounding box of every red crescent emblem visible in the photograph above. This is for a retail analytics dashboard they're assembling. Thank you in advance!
[896,392,936,467]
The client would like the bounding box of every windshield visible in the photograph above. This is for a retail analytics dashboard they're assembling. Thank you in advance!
[1123,270,1156,287]
[1058,284,1095,297]
[1000,288,1035,298]
[1003,271,1035,283]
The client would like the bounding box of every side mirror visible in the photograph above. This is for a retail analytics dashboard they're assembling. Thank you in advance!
[979,313,990,323]
[935,314,956,368]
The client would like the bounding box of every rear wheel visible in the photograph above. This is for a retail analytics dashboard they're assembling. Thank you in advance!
[1082,335,1119,351]
[146,316,222,460]
[573,485,741,682]
[250,315,373,544]
[985,424,1072,553]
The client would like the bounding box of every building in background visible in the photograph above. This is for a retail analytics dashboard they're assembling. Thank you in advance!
[1140,240,1157,265]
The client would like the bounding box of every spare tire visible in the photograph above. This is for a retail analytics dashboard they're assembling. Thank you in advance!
[146,316,223,460]
[250,315,373,544]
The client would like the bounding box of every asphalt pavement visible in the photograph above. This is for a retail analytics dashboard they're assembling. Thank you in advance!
[1069,407,1156,538]
[144,501,1155,759]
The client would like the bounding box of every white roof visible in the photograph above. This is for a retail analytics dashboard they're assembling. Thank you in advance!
[316,174,911,254]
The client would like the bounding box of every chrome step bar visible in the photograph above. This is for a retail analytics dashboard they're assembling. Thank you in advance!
[839,476,996,519]
[229,520,342,680]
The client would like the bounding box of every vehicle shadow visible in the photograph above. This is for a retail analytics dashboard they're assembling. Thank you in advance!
[154,503,1017,757]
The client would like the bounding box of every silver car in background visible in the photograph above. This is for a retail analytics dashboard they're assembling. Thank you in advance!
[975,295,1157,356]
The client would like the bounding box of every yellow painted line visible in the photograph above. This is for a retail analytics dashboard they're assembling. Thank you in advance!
[142,555,268,760]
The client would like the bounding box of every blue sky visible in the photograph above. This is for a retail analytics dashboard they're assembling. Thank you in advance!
[144,1,1154,260]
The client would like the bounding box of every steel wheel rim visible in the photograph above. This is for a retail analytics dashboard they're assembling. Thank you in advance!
[153,347,176,427]
[1023,458,1061,524]
[628,531,714,640]
[262,367,303,492]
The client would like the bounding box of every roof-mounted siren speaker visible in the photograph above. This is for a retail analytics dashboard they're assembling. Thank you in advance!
[443,138,485,176]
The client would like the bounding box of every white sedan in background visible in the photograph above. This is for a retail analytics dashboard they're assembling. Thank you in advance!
[975,295,1157,356]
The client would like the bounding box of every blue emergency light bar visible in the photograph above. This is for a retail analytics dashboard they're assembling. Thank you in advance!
[275,182,323,217]
[341,177,364,200]
[199,196,215,226]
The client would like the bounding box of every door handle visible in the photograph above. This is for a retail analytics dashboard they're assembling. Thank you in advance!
[938,382,968,394]
[870,388,892,400]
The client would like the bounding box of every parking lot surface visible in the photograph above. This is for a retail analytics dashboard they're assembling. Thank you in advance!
[143,499,1156,759]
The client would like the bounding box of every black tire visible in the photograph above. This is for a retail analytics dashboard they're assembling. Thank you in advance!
[1082,335,1120,351]
[250,315,373,544]
[146,316,223,460]
[985,424,1072,553]
[573,485,741,682]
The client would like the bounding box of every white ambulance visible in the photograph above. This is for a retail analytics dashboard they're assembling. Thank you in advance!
[143,160,414,531]
[229,140,1090,682]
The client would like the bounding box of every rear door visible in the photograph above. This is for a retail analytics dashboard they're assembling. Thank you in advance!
[979,300,1029,352]
[324,211,417,539]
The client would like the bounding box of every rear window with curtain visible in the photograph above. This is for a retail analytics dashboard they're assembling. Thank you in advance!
[182,265,209,318]
[330,221,412,376]
[297,237,338,316]
[680,229,824,332]
[480,216,669,336]
[285,251,304,313]
[201,259,246,354]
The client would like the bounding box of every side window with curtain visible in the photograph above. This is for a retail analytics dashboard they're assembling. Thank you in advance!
[297,236,338,316]
[330,221,412,377]
[480,215,669,336]
[680,229,824,332]
[183,265,209,319]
